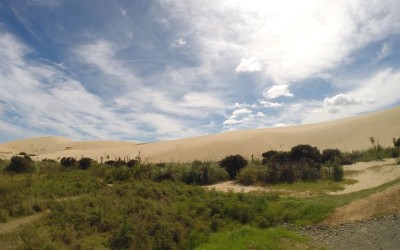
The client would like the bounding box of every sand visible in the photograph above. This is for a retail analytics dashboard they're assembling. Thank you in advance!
[0,106,399,163]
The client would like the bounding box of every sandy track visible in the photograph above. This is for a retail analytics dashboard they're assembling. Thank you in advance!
[329,158,400,195]
[324,184,400,225]
[0,210,50,235]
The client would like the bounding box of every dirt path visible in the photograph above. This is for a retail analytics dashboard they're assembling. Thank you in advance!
[0,210,50,235]
[325,184,400,225]
[329,158,400,195]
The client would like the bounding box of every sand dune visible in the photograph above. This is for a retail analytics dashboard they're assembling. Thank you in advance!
[0,106,399,162]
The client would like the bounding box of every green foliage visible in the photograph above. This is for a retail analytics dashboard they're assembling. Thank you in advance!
[60,157,77,169]
[237,164,268,185]
[4,155,35,174]
[333,163,344,181]
[290,144,321,164]
[197,226,314,250]
[321,148,342,164]
[184,162,229,185]
[78,157,95,170]
[219,155,248,179]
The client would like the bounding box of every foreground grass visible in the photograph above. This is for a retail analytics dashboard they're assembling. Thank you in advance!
[196,226,320,250]
[1,158,399,249]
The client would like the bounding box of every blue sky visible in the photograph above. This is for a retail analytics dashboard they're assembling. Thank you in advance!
[0,0,399,143]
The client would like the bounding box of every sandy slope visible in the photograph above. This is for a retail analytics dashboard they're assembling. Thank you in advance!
[0,106,399,162]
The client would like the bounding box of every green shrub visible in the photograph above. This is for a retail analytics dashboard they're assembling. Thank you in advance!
[78,158,95,170]
[261,150,280,164]
[184,162,229,185]
[321,148,342,164]
[219,155,248,179]
[237,165,268,185]
[4,155,35,174]
[126,159,138,168]
[332,162,344,181]
[290,144,321,165]
[60,157,77,168]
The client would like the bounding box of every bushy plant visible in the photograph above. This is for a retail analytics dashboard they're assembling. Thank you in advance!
[126,159,138,168]
[237,164,268,185]
[321,149,342,164]
[184,162,229,185]
[332,162,344,181]
[60,157,77,168]
[78,157,95,170]
[290,144,321,165]
[5,155,35,174]
[261,150,280,164]
[219,155,248,179]
[105,159,126,167]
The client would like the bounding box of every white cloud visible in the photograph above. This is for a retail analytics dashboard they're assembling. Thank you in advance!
[323,93,361,107]
[0,32,145,140]
[161,0,400,86]
[263,85,293,99]
[74,40,138,84]
[375,42,391,62]
[304,68,400,123]
[259,101,283,108]
[232,108,252,117]
[235,57,262,73]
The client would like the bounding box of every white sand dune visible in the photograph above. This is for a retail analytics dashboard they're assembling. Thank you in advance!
[0,106,399,162]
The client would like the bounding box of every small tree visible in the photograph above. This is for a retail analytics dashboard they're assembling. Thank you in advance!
[290,144,321,164]
[219,155,248,179]
[5,155,35,174]
[321,149,342,164]
[60,157,77,168]
[78,157,95,170]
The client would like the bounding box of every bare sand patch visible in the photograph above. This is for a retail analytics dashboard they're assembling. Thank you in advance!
[329,158,400,195]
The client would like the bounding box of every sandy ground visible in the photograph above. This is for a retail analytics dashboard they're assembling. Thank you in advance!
[0,106,399,162]
[206,159,400,196]
[329,158,400,195]
[325,184,400,225]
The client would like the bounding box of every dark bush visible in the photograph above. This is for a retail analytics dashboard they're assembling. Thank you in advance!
[127,159,138,168]
[321,149,342,164]
[5,155,35,174]
[105,159,126,167]
[78,158,95,170]
[42,158,57,163]
[261,150,280,164]
[219,155,248,179]
[60,157,77,168]
[19,152,28,156]
[290,144,321,164]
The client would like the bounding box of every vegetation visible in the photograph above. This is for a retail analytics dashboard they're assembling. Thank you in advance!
[219,155,248,179]
[4,155,35,174]
[0,138,399,249]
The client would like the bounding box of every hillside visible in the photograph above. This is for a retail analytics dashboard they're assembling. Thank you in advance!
[1,106,399,162]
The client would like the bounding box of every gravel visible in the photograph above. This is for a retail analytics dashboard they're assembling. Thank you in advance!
[299,213,400,250]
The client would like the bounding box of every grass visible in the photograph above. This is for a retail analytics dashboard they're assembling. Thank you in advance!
[0,147,399,249]
[196,226,320,250]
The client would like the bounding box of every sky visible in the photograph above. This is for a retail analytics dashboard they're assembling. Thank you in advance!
[0,0,399,143]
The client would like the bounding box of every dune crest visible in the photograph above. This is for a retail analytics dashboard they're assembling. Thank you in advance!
[1,106,399,162]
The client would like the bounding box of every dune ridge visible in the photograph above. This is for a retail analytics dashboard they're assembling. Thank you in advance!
[0,106,399,162]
